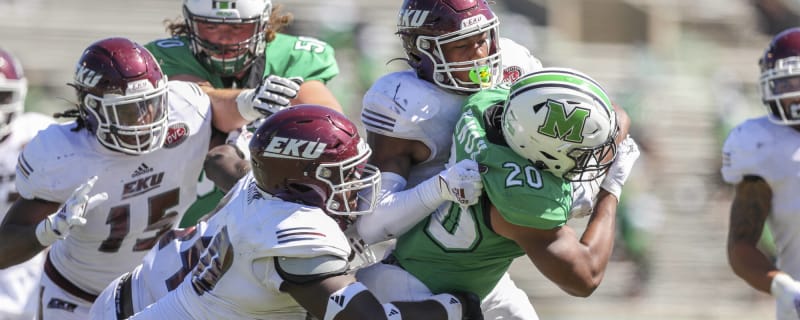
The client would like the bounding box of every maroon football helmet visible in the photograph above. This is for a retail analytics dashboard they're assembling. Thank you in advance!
[397,0,501,93]
[73,37,169,155]
[0,48,26,139]
[760,27,800,125]
[249,104,381,217]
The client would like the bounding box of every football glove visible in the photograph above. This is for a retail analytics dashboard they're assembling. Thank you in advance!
[771,273,800,319]
[236,75,303,121]
[418,159,483,209]
[600,135,640,199]
[35,176,108,246]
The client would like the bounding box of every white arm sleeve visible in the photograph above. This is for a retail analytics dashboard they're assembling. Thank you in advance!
[357,172,442,245]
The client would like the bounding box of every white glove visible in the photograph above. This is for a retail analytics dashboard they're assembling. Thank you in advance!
[569,179,601,219]
[35,176,109,246]
[600,135,640,199]
[225,118,264,160]
[771,273,800,319]
[418,159,483,209]
[236,75,303,121]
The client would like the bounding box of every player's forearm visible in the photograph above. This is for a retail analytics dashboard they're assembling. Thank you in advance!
[726,178,774,293]
[295,80,343,113]
[728,241,778,293]
[206,87,249,132]
[577,190,617,274]
[0,224,45,268]
[356,172,435,244]
[549,190,618,296]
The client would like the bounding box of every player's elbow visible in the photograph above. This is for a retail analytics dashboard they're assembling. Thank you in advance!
[559,272,605,297]
[562,279,602,297]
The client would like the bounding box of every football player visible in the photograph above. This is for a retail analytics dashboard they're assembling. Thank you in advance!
[0,48,55,320]
[723,27,800,320]
[354,0,617,318]
[101,105,482,320]
[144,0,343,227]
[0,37,267,319]
[358,68,639,316]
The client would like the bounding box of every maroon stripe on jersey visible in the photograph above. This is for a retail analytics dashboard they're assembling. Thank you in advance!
[276,227,326,244]
[44,254,98,302]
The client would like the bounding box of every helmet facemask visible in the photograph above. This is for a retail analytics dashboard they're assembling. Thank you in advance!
[761,56,800,125]
[82,80,169,155]
[561,129,618,182]
[411,16,501,93]
[318,139,381,216]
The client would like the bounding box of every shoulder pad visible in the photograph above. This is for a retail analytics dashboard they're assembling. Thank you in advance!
[16,124,93,202]
[721,117,775,184]
[361,71,463,140]
[167,81,211,116]
[227,191,351,261]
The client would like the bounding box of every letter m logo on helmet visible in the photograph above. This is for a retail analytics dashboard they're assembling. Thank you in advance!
[537,99,590,144]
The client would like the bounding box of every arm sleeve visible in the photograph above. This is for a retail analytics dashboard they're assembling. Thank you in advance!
[356,172,445,244]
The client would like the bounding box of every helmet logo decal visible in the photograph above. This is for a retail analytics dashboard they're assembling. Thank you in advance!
[398,9,429,28]
[537,99,590,143]
[75,65,102,87]
[126,79,152,94]
[460,15,487,29]
[263,137,327,159]
[212,0,236,10]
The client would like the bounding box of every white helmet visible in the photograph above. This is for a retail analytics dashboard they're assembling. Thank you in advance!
[183,0,272,76]
[501,68,618,181]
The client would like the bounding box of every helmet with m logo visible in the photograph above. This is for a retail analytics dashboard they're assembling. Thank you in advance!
[501,67,618,181]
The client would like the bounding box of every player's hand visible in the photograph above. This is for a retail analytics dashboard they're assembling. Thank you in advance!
[600,135,640,199]
[569,179,601,219]
[35,176,109,246]
[771,273,800,319]
[225,122,259,161]
[437,159,483,206]
[236,75,303,121]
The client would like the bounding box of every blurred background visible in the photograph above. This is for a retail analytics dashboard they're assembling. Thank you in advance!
[0,0,792,318]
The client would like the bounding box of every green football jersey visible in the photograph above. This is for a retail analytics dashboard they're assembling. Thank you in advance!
[144,33,339,227]
[145,33,339,88]
[393,88,572,299]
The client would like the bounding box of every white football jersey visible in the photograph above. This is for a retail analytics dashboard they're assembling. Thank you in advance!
[721,116,800,277]
[128,173,351,319]
[361,38,541,187]
[15,81,214,294]
[0,112,54,318]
